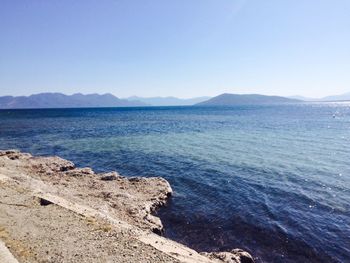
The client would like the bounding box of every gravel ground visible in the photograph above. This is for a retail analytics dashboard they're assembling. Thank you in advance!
[0,181,178,263]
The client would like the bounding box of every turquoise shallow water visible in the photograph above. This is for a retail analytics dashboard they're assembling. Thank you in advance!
[0,103,349,262]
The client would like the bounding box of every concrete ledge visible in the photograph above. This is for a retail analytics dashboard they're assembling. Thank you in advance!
[0,240,19,263]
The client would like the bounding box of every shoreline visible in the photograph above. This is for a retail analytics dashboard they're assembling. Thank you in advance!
[0,149,254,263]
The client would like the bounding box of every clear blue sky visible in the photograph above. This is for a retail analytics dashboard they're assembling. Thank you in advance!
[1,0,349,98]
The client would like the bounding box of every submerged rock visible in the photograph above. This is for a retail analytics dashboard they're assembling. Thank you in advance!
[201,249,255,263]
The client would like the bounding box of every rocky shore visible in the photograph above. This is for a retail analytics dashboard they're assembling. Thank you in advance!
[0,150,254,263]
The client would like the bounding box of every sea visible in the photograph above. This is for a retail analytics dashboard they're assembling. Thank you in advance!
[0,103,349,262]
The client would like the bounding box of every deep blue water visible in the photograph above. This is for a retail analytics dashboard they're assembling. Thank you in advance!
[0,104,349,262]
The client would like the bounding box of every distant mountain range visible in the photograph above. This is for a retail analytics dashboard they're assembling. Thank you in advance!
[0,93,147,109]
[126,96,211,106]
[197,93,301,106]
[289,92,350,102]
[0,92,349,109]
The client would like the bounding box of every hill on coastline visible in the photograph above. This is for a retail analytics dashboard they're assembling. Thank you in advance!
[322,92,350,101]
[289,92,350,102]
[197,93,301,106]
[0,93,147,109]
